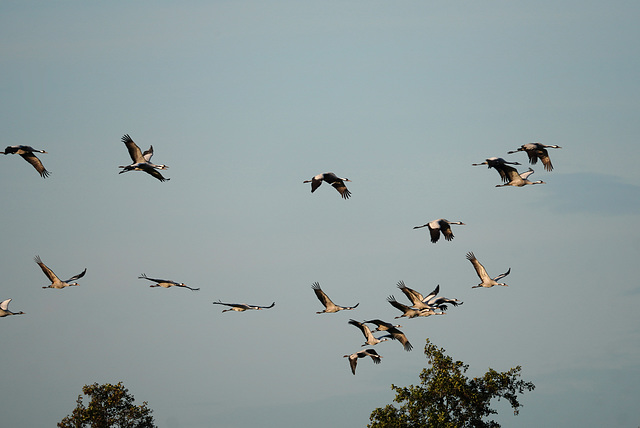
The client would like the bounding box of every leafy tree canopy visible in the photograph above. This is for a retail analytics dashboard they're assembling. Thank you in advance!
[368,339,535,428]
[58,381,156,428]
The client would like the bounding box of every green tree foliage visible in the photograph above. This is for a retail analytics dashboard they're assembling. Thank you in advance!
[57,382,156,428]
[368,339,535,428]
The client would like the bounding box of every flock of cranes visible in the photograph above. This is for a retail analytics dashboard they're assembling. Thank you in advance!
[1,135,561,376]
[472,143,561,187]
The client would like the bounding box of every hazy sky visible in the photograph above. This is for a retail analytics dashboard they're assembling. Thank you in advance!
[1,1,639,427]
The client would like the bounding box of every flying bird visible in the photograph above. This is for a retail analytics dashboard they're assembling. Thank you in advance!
[466,252,511,288]
[413,218,465,243]
[507,142,561,171]
[361,319,413,351]
[386,295,445,319]
[312,282,359,314]
[348,319,390,346]
[212,300,275,313]
[118,134,170,182]
[303,172,351,199]
[494,166,545,187]
[472,157,521,183]
[138,273,199,291]
[35,256,86,289]
[1,145,50,178]
[343,348,381,375]
[0,299,25,318]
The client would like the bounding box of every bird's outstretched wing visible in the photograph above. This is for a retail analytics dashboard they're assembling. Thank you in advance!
[387,295,410,312]
[312,282,334,308]
[142,146,154,162]
[387,327,413,351]
[397,281,424,306]
[34,256,59,282]
[256,302,275,309]
[141,164,170,182]
[138,273,166,283]
[65,268,87,283]
[20,152,50,178]
[331,180,351,199]
[466,252,490,282]
[122,134,145,163]
[493,268,511,281]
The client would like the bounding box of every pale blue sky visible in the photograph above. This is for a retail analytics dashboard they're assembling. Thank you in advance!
[1,1,639,427]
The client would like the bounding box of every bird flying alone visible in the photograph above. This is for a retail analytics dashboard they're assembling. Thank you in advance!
[304,172,351,199]
[343,348,382,375]
[138,273,199,291]
[1,145,50,178]
[35,256,86,289]
[466,252,510,288]
[312,282,359,314]
[118,134,170,182]
[212,300,276,313]
[413,218,465,243]
[0,298,25,318]
[507,142,561,172]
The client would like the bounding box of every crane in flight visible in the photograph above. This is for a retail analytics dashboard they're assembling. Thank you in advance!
[343,348,382,375]
[304,172,352,199]
[466,252,511,288]
[507,142,561,171]
[413,218,465,243]
[138,274,199,291]
[0,299,25,317]
[312,282,359,314]
[1,145,50,178]
[212,300,275,313]
[35,256,86,289]
[118,134,170,182]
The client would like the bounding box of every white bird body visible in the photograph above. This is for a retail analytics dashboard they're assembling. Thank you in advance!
[139,274,199,291]
[213,300,275,312]
[387,295,446,319]
[343,348,381,375]
[35,256,86,289]
[413,218,465,243]
[507,142,561,172]
[304,172,352,199]
[466,252,511,288]
[495,166,545,187]
[1,145,50,178]
[118,134,170,182]
[312,282,359,314]
[0,299,25,317]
